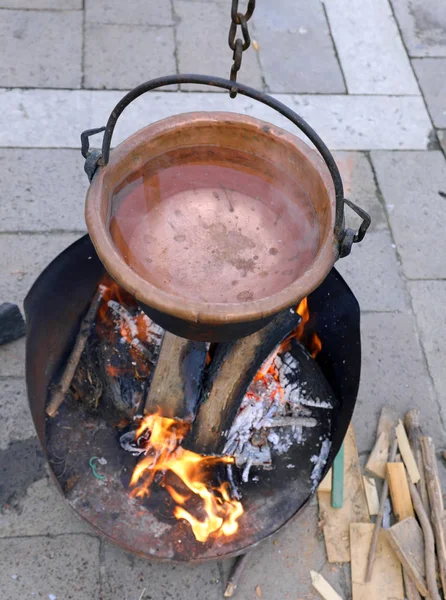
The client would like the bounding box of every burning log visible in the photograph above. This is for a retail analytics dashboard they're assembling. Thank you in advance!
[144,331,207,422]
[46,288,103,417]
[183,308,301,455]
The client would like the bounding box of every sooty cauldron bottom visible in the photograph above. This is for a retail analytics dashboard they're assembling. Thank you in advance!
[24,235,361,562]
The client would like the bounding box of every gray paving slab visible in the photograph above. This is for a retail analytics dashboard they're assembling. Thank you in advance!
[412,58,446,128]
[334,151,387,231]
[325,0,419,94]
[174,0,264,92]
[252,0,345,93]
[86,0,173,25]
[0,0,81,6]
[0,476,90,536]
[0,337,25,377]
[0,10,82,88]
[0,89,433,150]
[0,232,81,309]
[336,230,408,312]
[0,535,100,600]
[353,312,444,454]
[101,541,224,599]
[84,23,176,90]
[408,280,446,427]
[0,378,36,450]
[391,0,446,57]
[370,151,446,279]
[0,149,87,232]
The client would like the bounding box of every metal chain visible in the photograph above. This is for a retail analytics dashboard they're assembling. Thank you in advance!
[228,0,255,98]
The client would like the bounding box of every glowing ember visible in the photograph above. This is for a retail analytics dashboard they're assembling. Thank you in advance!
[129,413,244,543]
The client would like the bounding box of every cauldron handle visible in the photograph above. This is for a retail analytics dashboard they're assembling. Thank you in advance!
[81,74,370,257]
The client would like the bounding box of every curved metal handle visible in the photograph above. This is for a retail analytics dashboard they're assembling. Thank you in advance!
[81,74,370,254]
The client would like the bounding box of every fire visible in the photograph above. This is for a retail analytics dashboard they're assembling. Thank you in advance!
[296,296,322,359]
[129,413,244,543]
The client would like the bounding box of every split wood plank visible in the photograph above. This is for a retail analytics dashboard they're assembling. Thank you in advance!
[395,420,421,484]
[386,517,428,597]
[332,444,344,508]
[403,570,422,600]
[365,407,397,479]
[386,462,415,521]
[404,409,430,515]
[350,523,404,600]
[420,436,446,597]
[310,571,344,600]
[319,468,333,493]
[318,424,369,563]
[362,476,379,516]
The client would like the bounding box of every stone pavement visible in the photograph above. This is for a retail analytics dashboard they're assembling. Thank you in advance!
[0,0,445,598]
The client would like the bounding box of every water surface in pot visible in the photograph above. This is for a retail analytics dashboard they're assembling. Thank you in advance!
[108,145,319,304]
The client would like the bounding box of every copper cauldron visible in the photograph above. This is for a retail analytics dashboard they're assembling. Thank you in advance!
[83,75,370,341]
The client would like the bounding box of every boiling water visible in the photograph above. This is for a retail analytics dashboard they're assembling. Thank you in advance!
[109,146,320,304]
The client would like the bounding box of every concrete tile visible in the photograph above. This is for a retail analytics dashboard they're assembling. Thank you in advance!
[101,541,224,599]
[86,0,173,25]
[391,0,446,57]
[84,23,176,90]
[412,58,446,128]
[336,230,408,312]
[0,337,25,377]
[408,280,446,426]
[334,151,387,231]
[0,233,81,309]
[0,89,433,150]
[325,0,419,94]
[0,10,82,88]
[0,535,100,600]
[0,477,90,536]
[371,151,446,279]
[0,378,35,450]
[174,0,264,92]
[252,0,345,93]
[0,0,81,6]
[0,149,87,232]
[353,312,444,454]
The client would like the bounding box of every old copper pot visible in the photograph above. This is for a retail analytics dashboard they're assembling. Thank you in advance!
[83,75,370,341]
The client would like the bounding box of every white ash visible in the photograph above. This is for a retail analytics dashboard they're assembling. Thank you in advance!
[224,350,333,482]
[310,438,332,492]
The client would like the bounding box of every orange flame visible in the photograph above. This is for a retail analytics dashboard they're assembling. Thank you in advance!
[129,414,244,543]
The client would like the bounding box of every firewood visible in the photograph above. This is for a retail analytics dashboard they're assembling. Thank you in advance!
[395,419,421,484]
[404,410,429,515]
[0,302,25,345]
[365,406,397,479]
[144,331,207,422]
[319,468,333,493]
[386,517,428,597]
[362,476,379,516]
[420,436,446,597]
[224,553,251,597]
[46,288,103,417]
[408,478,442,600]
[365,437,398,582]
[331,443,344,509]
[310,570,344,600]
[386,462,415,521]
[350,523,404,600]
[403,570,422,600]
[184,308,301,455]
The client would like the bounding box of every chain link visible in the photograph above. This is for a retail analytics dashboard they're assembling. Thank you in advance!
[228,0,255,98]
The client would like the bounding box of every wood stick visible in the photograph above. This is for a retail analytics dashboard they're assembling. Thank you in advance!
[46,289,103,417]
[365,437,398,582]
[386,462,415,521]
[144,331,207,422]
[420,436,446,597]
[366,407,397,479]
[395,419,421,484]
[224,553,251,597]
[310,571,344,600]
[404,410,429,515]
[408,478,442,600]
[332,443,344,509]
